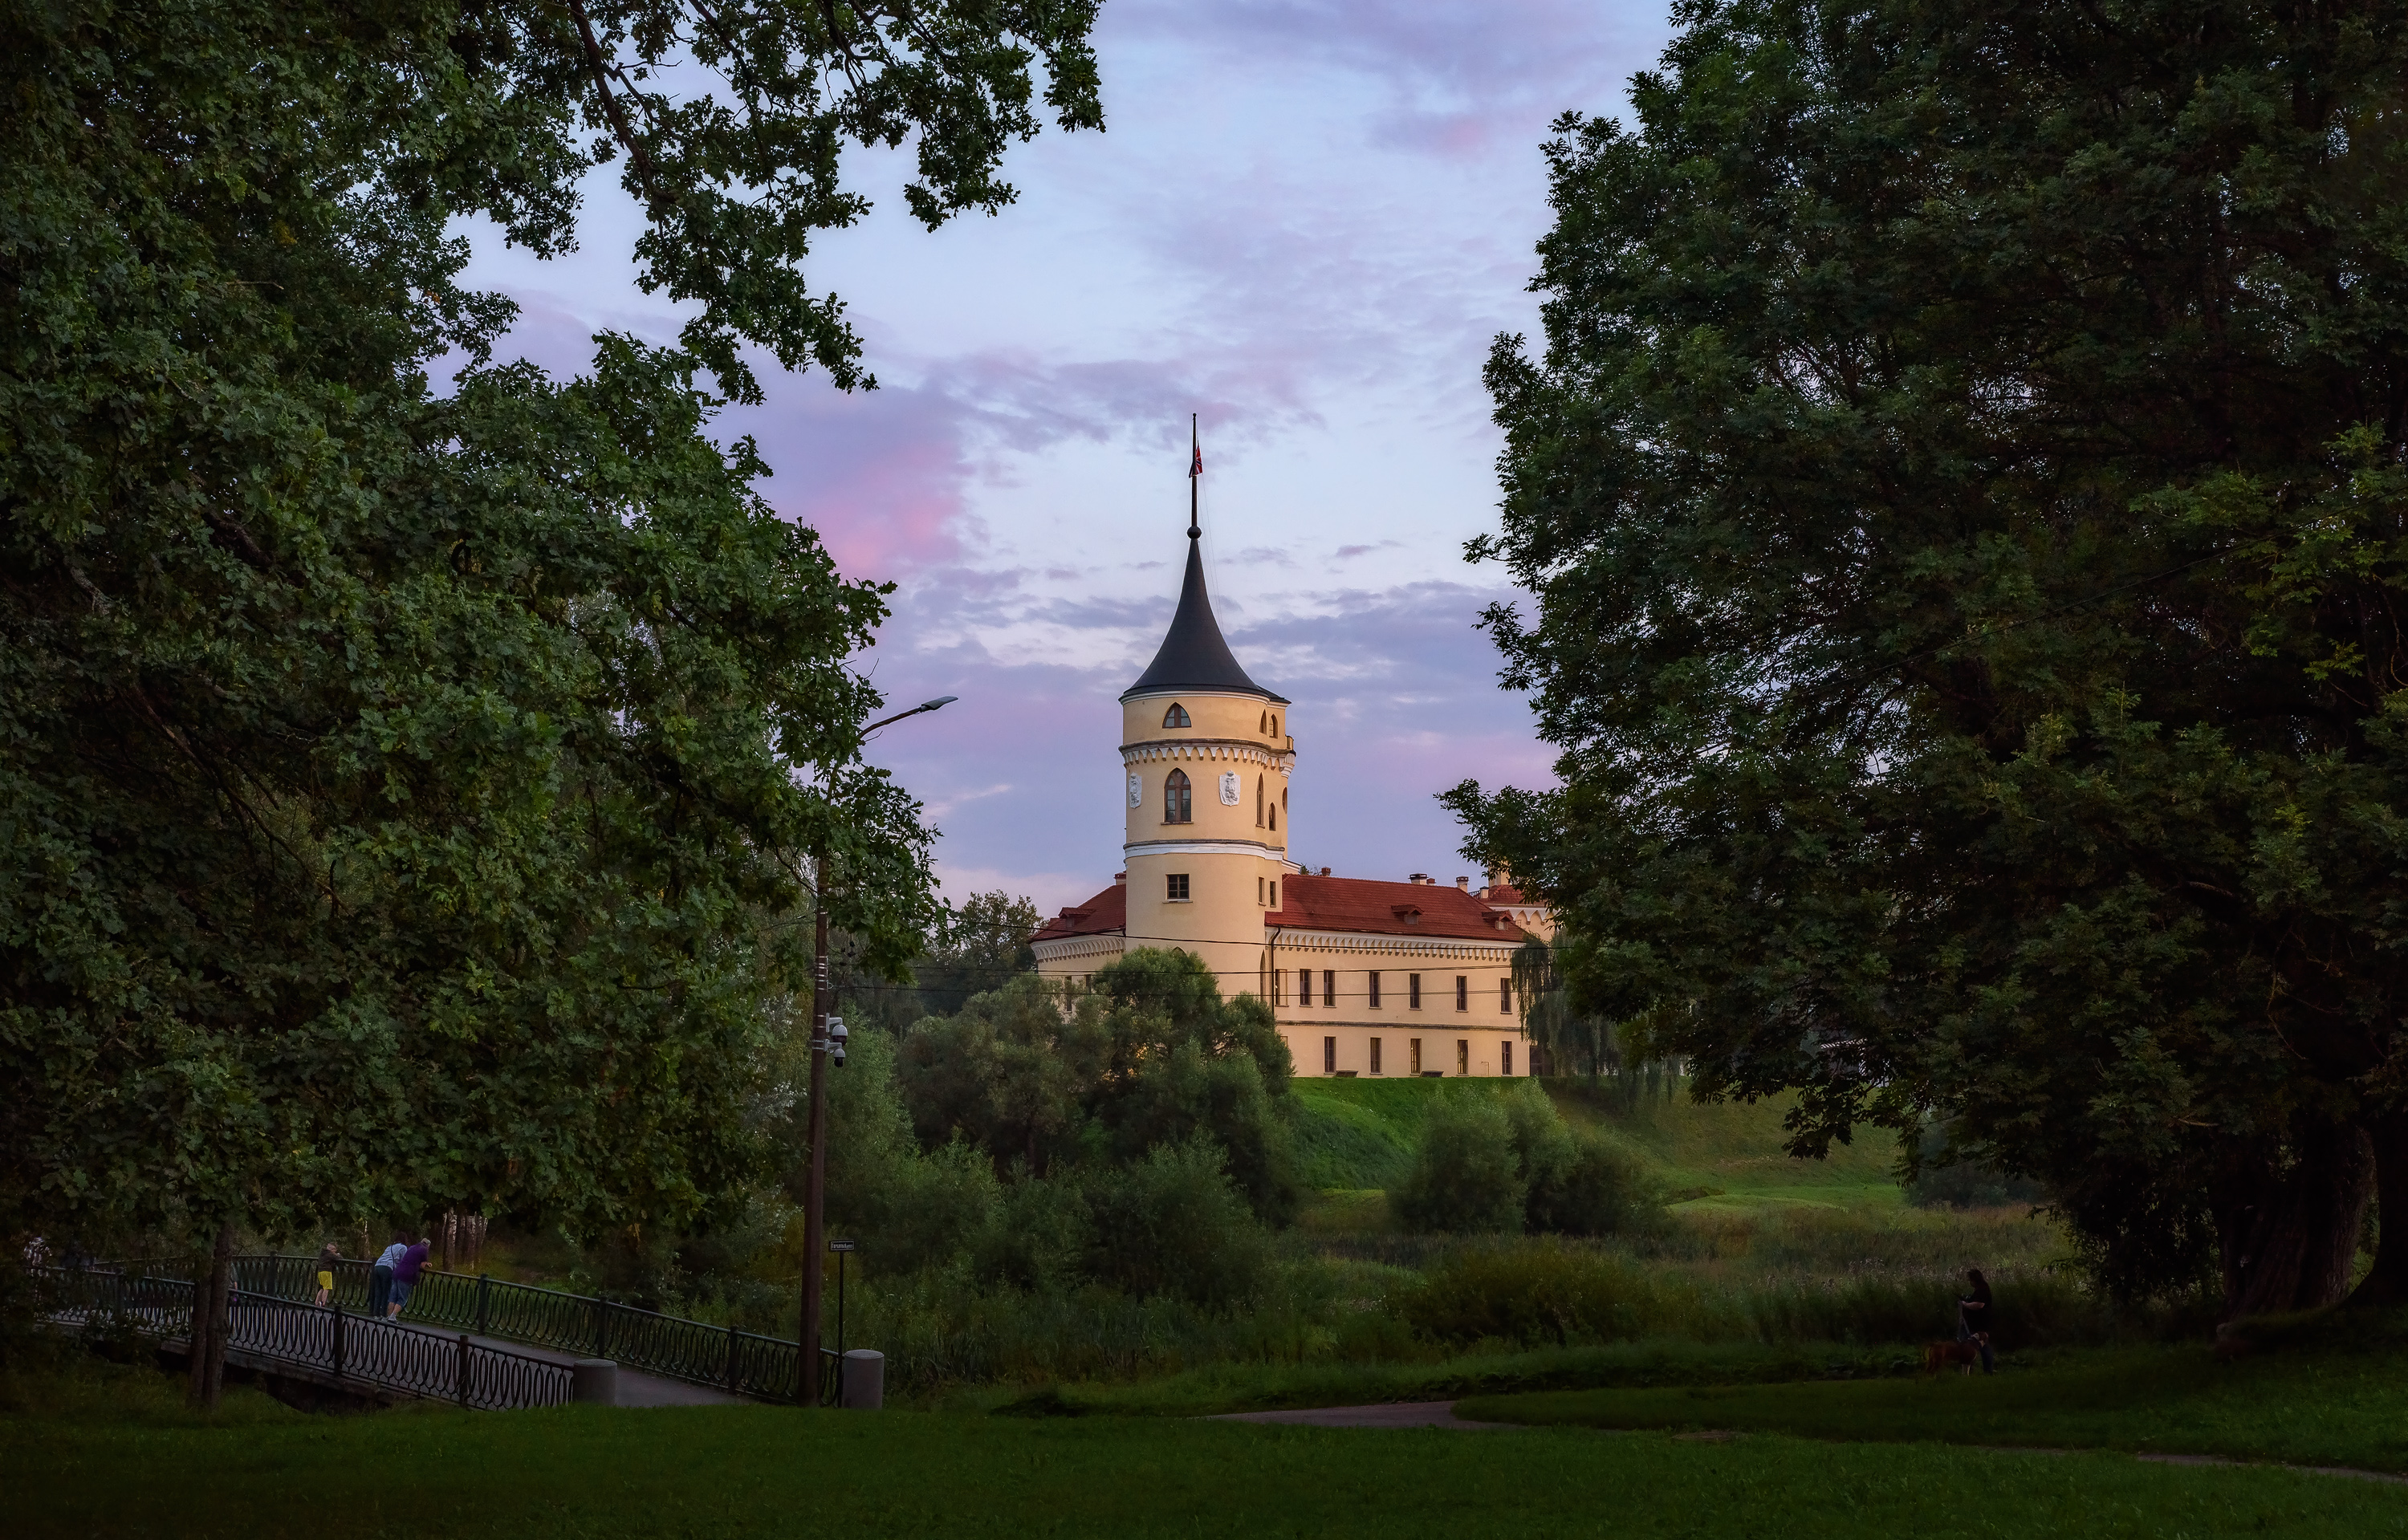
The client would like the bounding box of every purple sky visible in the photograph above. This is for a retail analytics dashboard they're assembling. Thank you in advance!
[458,2,1672,913]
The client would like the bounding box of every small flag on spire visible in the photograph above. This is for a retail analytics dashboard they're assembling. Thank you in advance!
[1190,442,1202,478]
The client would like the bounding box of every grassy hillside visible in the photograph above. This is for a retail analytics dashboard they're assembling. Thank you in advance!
[9,1363,2400,1538]
[1289,1079,1905,1213]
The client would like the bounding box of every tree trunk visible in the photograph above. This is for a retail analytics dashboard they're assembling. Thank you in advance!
[185,1221,235,1411]
[2346,1112,2408,1308]
[2215,1119,2373,1320]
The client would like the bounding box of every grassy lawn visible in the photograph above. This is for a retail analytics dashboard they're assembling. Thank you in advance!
[5,1365,2405,1538]
[1460,1338,2408,1473]
[1291,1079,1909,1213]
[959,1338,1940,1418]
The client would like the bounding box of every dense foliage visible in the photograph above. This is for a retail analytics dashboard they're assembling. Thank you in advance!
[1447,0,2408,1312]
[786,950,1292,1306]
[895,949,1301,1222]
[1395,1083,1662,1237]
[0,0,1100,1276]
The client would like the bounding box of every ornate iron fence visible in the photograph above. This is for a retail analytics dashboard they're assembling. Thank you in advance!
[243,1254,820,1403]
[36,1264,571,1410]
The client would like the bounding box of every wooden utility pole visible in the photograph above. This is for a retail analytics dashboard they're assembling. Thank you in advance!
[799,853,830,1404]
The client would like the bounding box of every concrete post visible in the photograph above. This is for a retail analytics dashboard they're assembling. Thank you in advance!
[840,1349,883,1411]
[571,1359,619,1406]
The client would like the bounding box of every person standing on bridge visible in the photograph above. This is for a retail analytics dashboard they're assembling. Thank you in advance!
[388,1233,429,1319]
[368,1233,406,1319]
[313,1242,340,1306]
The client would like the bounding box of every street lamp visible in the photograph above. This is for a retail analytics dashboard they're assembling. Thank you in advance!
[800,693,955,1403]
[862,696,958,736]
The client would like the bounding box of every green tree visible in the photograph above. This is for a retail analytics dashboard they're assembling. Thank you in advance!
[893,949,1302,1222]
[914,890,1047,1018]
[1446,0,2408,1314]
[0,0,1101,1403]
[1394,1092,1526,1235]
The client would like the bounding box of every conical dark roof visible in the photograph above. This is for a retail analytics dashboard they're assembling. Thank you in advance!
[1122,534,1286,703]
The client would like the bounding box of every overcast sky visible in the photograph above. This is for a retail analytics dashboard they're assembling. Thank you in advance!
[459,1,1672,914]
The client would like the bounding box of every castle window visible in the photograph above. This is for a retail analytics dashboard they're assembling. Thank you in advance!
[1167,872,1190,901]
[1503,1041,1515,1076]
[1369,972,1381,1009]
[1500,978,1513,1014]
[1323,969,1336,1007]
[1164,769,1192,823]
[1324,1037,1336,1074]
[1300,969,1314,1006]
[1370,1038,1383,1075]
[1268,800,1276,831]
[1408,973,1422,1010]
[1273,969,1285,1006]
[1457,1039,1470,1075]
[1410,1038,1423,1074]
[1455,976,1469,1011]
[1255,775,1263,827]
[1162,703,1191,729]
[1269,880,1277,908]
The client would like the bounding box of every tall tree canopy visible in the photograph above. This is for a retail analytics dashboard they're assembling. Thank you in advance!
[1447,0,2408,1315]
[0,0,1100,1277]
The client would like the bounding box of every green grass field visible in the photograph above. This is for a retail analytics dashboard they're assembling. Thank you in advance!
[1460,1335,2408,1473]
[1290,1079,1906,1213]
[6,1363,2405,1538]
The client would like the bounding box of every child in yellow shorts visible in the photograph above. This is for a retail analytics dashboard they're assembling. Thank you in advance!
[313,1242,341,1306]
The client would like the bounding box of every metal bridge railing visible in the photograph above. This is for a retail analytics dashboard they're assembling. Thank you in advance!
[238,1254,822,1404]
[36,1264,573,1411]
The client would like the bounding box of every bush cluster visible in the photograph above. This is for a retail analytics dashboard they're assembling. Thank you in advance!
[1393,1083,1662,1238]
[812,951,1290,1306]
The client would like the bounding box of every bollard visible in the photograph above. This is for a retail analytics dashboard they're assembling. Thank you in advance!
[840,1349,883,1411]
[571,1359,619,1406]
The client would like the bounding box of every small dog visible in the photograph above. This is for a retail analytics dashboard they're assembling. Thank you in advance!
[1923,1334,1989,1375]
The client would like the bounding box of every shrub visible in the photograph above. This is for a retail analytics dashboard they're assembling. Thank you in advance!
[1529,1135,1665,1238]
[1080,1136,1272,1306]
[1391,1245,1673,1347]
[973,1172,1089,1291]
[1394,1092,1525,1234]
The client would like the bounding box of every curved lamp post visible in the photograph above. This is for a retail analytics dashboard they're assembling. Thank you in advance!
[800,693,956,1400]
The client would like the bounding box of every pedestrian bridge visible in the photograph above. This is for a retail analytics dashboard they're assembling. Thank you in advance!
[39,1255,832,1412]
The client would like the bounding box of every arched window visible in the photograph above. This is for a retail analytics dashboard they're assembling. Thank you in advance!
[1259,710,1268,734]
[1268,800,1277,831]
[1162,703,1191,729]
[1255,774,1264,827]
[1164,768,1192,823]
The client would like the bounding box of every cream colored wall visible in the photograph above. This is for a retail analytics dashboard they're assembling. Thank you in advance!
[1264,936,1529,1076]
[1033,929,1129,988]
[1287,1023,1531,1078]
[1121,688,1294,990]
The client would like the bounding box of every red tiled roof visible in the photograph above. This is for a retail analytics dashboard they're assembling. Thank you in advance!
[1482,883,1532,905]
[1271,875,1525,942]
[1032,882,1127,941]
[1034,873,1527,946]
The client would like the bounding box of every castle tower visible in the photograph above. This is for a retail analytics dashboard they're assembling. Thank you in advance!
[1117,478,1293,996]
[1034,425,1540,1078]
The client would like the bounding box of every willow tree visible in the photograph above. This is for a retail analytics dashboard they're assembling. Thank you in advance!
[1448,0,2408,1315]
[0,0,1100,1400]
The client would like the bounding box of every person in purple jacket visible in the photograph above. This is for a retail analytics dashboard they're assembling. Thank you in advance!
[388,1233,431,1319]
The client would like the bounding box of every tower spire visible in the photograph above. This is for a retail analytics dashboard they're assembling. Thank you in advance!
[1187,412,1201,539]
